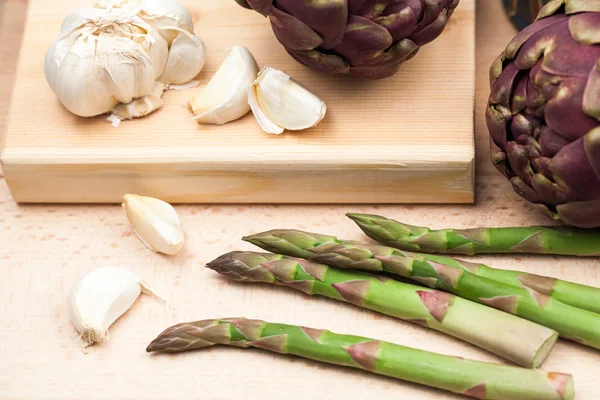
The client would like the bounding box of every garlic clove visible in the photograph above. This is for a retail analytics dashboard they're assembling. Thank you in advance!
[248,67,327,134]
[248,83,285,135]
[69,267,168,349]
[189,45,259,125]
[159,30,206,85]
[122,194,185,255]
[103,36,157,104]
[51,38,120,117]
[146,28,169,80]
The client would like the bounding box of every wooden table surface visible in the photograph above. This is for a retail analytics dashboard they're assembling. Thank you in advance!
[1,1,598,400]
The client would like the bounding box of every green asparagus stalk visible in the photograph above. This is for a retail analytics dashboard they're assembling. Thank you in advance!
[347,213,600,256]
[350,214,600,314]
[243,229,600,349]
[413,253,600,315]
[206,252,557,368]
[147,318,574,400]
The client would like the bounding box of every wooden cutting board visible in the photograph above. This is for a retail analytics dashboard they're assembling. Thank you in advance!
[0,0,475,204]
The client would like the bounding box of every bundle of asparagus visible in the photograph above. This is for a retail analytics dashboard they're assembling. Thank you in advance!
[149,213,600,399]
[243,229,600,349]
[148,318,574,400]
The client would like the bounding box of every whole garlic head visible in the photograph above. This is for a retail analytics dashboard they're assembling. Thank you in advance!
[45,0,206,119]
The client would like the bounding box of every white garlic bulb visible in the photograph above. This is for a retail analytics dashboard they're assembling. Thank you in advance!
[45,0,206,119]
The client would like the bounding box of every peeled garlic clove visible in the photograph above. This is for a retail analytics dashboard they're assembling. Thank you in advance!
[69,267,167,349]
[122,194,184,255]
[248,67,327,135]
[189,45,259,125]
[159,30,206,85]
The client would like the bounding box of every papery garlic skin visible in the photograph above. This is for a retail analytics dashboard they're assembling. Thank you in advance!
[189,46,259,125]
[69,267,147,348]
[122,194,185,255]
[112,82,166,120]
[136,0,195,43]
[248,81,285,135]
[45,0,205,119]
[248,67,327,135]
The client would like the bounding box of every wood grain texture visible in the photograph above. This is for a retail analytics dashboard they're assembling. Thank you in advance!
[0,0,475,204]
[0,0,26,178]
[1,1,600,400]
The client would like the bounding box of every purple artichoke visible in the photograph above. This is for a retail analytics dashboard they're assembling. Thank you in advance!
[235,0,460,79]
[487,0,600,228]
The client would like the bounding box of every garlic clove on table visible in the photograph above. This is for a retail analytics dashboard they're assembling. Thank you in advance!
[189,45,259,125]
[69,267,168,349]
[248,67,327,135]
[122,194,185,255]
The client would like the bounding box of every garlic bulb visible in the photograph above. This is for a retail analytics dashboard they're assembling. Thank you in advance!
[122,194,185,255]
[189,46,259,125]
[69,266,168,349]
[45,0,206,119]
[248,67,327,135]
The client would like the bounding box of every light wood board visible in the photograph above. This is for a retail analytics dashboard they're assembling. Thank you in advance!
[4,1,600,400]
[0,0,475,204]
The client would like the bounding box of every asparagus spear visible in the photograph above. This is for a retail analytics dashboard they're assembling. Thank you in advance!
[347,213,600,256]
[414,253,600,315]
[148,318,574,400]
[349,214,600,314]
[206,252,557,368]
[243,229,600,349]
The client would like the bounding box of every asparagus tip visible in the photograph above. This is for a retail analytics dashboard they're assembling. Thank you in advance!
[346,213,382,222]
[146,343,157,353]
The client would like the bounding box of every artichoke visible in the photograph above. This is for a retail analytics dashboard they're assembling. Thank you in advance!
[502,0,550,31]
[235,0,460,79]
[487,0,600,228]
